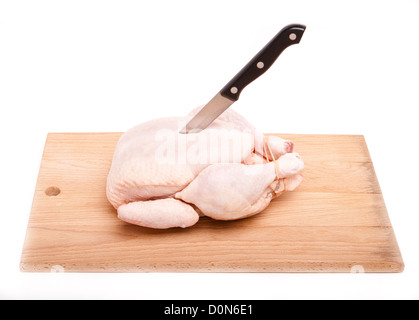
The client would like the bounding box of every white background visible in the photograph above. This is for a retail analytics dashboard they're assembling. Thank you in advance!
[1,0,418,300]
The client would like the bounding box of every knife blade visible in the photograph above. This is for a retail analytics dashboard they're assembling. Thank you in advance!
[180,23,306,134]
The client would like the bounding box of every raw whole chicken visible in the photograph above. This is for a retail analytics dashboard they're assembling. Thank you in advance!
[106,107,304,229]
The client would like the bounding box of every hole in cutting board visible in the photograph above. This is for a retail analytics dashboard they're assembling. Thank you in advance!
[45,186,61,197]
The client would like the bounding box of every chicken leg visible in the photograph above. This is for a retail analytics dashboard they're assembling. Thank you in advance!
[175,153,304,220]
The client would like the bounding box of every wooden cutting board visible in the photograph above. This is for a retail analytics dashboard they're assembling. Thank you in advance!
[20,133,404,273]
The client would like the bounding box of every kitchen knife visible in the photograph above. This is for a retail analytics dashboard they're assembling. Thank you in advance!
[180,23,306,134]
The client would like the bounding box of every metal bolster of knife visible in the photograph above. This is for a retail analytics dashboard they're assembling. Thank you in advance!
[220,24,306,102]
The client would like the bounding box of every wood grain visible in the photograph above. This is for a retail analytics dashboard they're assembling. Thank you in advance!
[20,133,404,273]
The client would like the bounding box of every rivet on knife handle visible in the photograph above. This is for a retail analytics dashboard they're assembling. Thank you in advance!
[220,24,306,101]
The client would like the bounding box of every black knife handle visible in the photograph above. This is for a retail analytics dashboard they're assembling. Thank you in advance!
[220,24,306,101]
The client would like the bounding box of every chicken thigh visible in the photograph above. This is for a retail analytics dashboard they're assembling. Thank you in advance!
[106,107,304,229]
